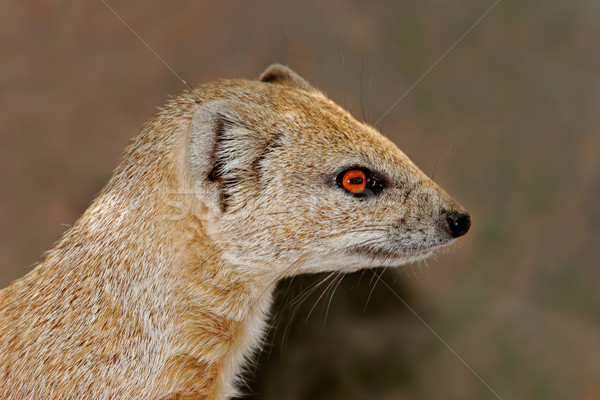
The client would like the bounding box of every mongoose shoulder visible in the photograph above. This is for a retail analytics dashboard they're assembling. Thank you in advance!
[0,64,470,400]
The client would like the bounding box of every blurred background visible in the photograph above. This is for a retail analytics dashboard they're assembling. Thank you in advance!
[1,1,598,399]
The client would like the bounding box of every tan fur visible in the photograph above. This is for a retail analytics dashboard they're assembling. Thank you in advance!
[0,64,469,399]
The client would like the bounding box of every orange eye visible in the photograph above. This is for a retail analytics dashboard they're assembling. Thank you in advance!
[342,169,367,193]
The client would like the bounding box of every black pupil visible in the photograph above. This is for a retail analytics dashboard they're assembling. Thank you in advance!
[349,177,364,185]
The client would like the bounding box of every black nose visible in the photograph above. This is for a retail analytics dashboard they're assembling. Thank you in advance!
[445,211,471,238]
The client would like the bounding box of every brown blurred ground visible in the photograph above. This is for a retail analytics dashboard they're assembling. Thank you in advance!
[1,1,598,399]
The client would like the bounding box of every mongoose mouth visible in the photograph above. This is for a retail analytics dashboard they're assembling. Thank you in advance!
[350,244,435,262]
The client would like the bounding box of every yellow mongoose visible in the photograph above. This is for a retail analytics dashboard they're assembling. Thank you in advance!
[0,64,470,400]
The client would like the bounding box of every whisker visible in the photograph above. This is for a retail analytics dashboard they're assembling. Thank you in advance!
[323,273,345,327]
[432,142,453,180]
[289,272,337,309]
[270,272,339,363]
[364,268,384,311]
[305,273,343,322]
[249,254,312,368]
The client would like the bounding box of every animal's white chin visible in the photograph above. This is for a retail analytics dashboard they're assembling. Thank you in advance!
[347,241,452,268]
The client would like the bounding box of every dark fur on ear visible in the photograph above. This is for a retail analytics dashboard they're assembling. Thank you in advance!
[259,64,315,91]
[188,100,271,214]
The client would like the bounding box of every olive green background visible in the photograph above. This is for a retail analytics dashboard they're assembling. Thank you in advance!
[1,1,598,399]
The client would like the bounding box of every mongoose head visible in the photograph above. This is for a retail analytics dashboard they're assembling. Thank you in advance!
[186,64,470,279]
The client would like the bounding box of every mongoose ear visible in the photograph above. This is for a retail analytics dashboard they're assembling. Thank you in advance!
[188,100,267,214]
[259,64,315,91]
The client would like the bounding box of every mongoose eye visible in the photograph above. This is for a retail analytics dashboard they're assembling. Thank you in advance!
[336,168,384,197]
[341,169,367,193]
